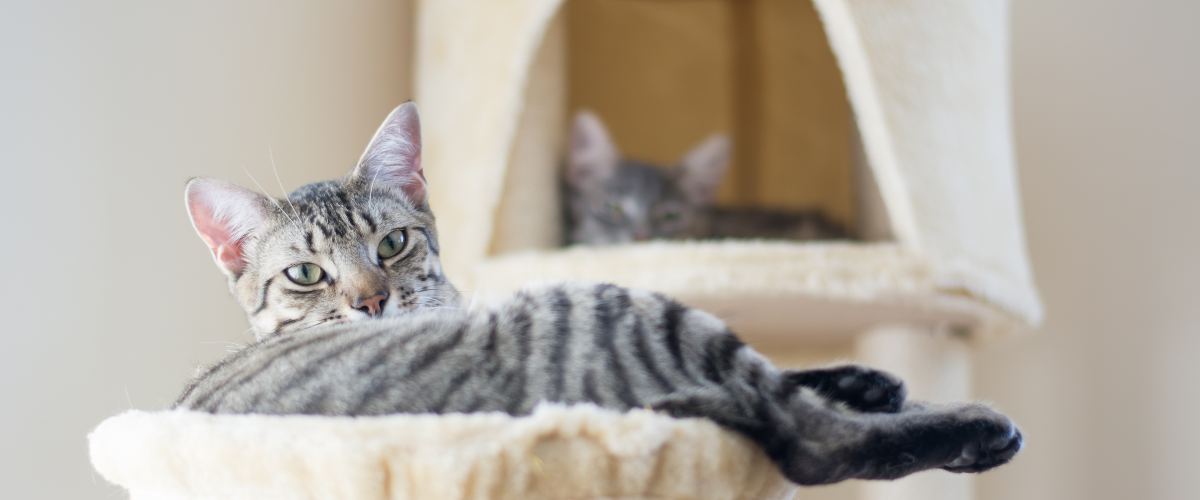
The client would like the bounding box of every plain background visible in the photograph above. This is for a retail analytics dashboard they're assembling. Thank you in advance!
[0,1,1196,499]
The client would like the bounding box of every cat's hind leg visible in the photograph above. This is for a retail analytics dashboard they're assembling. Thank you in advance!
[784,365,906,413]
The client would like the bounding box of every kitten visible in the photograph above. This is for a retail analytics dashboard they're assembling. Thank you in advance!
[178,103,1022,487]
[564,111,847,245]
[184,103,457,339]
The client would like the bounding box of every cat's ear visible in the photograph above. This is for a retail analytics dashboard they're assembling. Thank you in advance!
[566,110,620,190]
[352,102,426,203]
[185,178,272,276]
[676,134,731,205]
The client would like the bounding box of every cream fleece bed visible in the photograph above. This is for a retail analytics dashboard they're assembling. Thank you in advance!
[89,403,796,500]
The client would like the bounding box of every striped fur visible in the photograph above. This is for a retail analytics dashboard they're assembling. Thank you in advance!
[177,282,1022,486]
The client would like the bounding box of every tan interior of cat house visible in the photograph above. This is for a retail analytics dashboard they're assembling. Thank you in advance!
[567,0,857,221]
[489,0,876,257]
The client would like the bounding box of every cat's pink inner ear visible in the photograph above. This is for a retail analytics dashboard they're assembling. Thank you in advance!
[567,110,619,189]
[192,210,247,275]
[185,179,267,276]
[678,134,732,205]
[355,103,427,203]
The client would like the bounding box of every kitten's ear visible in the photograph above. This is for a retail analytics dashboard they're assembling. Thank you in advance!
[352,102,426,203]
[185,178,272,276]
[676,134,731,205]
[566,110,619,190]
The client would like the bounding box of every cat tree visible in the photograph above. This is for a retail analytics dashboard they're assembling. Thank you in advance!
[419,0,1040,499]
[89,1,1040,499]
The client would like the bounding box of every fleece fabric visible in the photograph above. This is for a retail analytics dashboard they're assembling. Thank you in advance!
[89,404,795,500]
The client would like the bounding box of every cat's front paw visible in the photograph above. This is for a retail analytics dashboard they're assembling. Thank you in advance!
[941,415,1023,473]
[788,365,906,413]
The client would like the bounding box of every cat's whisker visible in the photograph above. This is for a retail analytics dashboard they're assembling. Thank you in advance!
[242,164,304,235]
[414,294,446,304]
[416,291,457,306]
[233,327,255,343]
[415,289,459,303]
[368,169,382,213]
[414,284,460,297]
[416,293,461,310]
[201,340,247,346]
[269,146,301,220]
[417,297,447,307]
[199,341,247,350]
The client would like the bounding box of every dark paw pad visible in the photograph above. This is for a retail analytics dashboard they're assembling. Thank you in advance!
[789,365,906,413]
[942,422,1023,473]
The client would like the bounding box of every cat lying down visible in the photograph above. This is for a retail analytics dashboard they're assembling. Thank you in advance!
[563,111,848,245]
[180,103,1021,487]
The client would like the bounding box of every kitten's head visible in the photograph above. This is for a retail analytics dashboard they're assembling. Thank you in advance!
[185,103,457,339]
[565,111,730,245]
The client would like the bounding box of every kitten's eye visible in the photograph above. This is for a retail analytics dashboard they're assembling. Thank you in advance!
[605,202,624,219]
[378,229,407,259]
[285,263,324,285]
[662,210,681,222]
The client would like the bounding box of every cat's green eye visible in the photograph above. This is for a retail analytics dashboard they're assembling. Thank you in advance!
[285,263,324,285]
[378,229,407,260]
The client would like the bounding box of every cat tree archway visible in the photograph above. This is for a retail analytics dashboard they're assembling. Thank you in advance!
[419,0,1040,498]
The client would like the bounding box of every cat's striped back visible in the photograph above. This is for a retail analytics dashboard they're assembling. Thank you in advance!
[177,282,749,417]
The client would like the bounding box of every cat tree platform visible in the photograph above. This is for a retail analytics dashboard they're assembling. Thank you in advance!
[89,404,795,500]
[472,241,1027,347]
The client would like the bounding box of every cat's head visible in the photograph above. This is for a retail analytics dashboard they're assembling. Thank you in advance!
[565,111,730,245]
[185,103,457,339]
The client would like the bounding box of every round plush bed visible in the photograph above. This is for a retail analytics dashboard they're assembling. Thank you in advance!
[89,403,796,500]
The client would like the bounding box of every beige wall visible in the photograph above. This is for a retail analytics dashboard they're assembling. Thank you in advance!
[1,0,1197,499]
[0,1,414,498]
[976,1,1200,499]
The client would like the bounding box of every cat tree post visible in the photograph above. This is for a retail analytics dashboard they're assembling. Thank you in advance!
[855,324,974,500]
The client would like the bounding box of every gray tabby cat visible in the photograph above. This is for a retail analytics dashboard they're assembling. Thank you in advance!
[178,103,1022,486]
[564,111,847,245]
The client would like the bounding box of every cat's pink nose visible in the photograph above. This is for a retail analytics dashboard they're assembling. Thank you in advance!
[354,292,389,317]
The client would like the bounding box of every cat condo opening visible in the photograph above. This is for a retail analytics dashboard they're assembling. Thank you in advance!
[419,0,1041,348]
[559,0,871,245]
